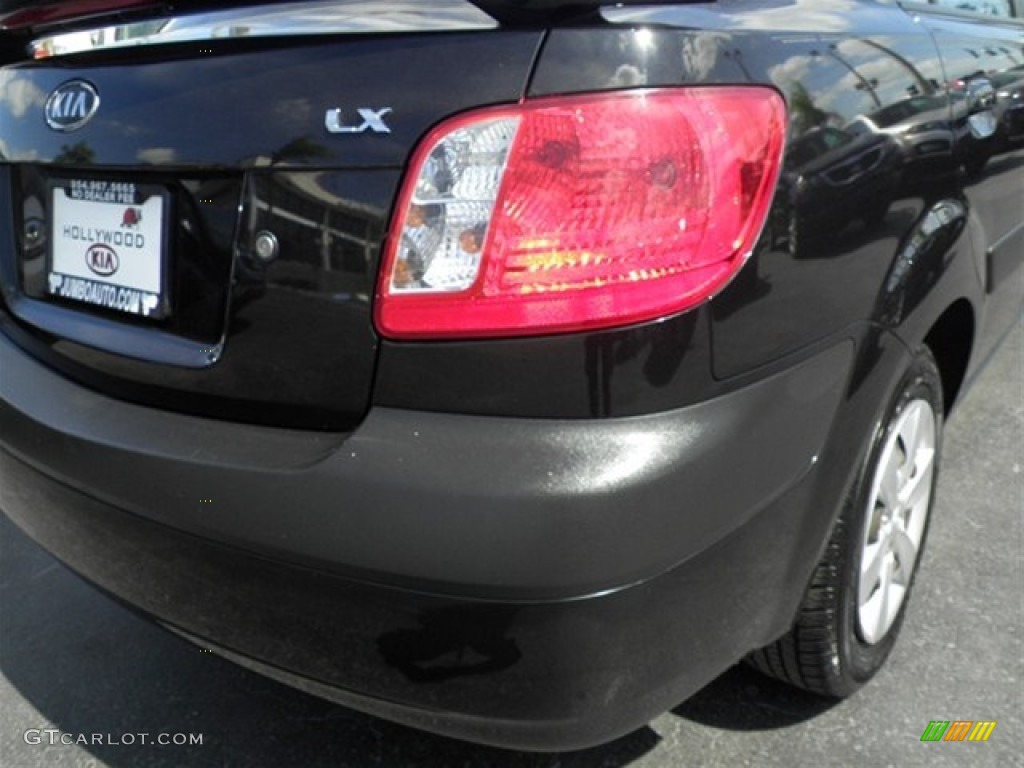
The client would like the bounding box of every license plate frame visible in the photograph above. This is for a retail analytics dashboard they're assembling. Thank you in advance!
[46,178,172,320]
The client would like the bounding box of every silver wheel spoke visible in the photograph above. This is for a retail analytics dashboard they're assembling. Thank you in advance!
[875,556,893,641]
[889,525,917,584]
[878,458,901,510]
[901,448,935,511]
[900,404,923,461]
[860,540,885,598]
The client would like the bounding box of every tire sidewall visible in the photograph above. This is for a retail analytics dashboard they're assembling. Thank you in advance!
[834,348,944,692]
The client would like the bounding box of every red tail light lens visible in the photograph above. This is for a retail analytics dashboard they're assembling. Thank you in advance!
[377,87,786,340]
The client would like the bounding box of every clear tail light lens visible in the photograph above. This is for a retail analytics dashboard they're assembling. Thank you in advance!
[377,87,786,340]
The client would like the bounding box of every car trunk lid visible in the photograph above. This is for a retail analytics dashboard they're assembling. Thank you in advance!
[0,18,542,430]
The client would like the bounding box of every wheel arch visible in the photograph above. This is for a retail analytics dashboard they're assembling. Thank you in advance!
[922,299,975,417]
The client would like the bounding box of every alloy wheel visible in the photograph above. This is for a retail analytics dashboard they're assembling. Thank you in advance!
[857,398,937,645]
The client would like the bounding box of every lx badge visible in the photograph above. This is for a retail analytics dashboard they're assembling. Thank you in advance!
[325,107,393,135]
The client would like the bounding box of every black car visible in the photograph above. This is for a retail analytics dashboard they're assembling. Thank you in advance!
[1,0,1021,752]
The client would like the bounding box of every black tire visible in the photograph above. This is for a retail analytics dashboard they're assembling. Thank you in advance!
[748,347,944,696]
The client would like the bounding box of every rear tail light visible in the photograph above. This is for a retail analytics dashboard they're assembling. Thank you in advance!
[377,87,786,340]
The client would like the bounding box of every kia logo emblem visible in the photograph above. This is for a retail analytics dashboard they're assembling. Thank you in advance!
[45,80,100,132]
[86,244,119,276]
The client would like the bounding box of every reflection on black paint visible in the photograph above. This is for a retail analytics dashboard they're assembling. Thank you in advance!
[778,124,903,257]
[876,198,965,326]
[377,605,521,683]
[269,136,332,164]
[53,141,95,165]
[991,66,1024,151]
[585,315,693,417]
[711,252,773,321]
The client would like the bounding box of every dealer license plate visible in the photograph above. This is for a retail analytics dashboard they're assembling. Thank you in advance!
[47,179,169,319]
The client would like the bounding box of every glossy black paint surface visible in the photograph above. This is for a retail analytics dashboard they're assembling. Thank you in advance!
[531,3,1022,385]
[918,8,1024,364]
[2,4,1017,422]
[2,0,1022,751]
[374,1,1021,419]
[375,309,712,418]
[0,32,542,428]
[0,33,542,168]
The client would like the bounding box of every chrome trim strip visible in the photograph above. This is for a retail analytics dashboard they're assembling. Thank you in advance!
[30,0,497,59]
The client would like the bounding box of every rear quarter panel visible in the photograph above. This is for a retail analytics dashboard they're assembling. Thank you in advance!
[533,0,1018,390]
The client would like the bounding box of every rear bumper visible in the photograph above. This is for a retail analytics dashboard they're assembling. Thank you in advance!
[1,328,853,749]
